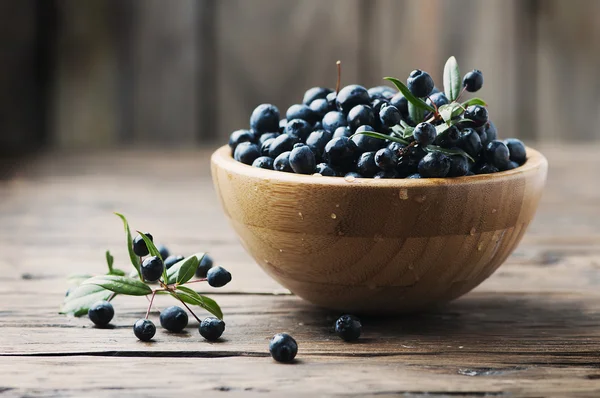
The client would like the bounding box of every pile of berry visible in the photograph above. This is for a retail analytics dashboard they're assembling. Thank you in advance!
[229,57,527,179]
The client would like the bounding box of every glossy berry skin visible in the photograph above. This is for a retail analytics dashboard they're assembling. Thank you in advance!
[286,104,318,125]
[207,266,232,288]
[368,85,397,100]
[371,98,390,115]
[374,169,399,179]
[88,300,114,326]
[333,126,352,139]
[133,233,153,257]
[396,145,427,177]
[374,148,398,170]
[336,84,370,114]
[379,104,401,127]
[315,163,336,176]
[504,138,526,165]
[407,70,434,98]
[141,256,164,283]
[356,152,379,177]
[228,129,254,154]
[324,137,358,169]
[418,152,451,178]
[164,255,184,269]
[309,98,333,118]
[434,125,460,148]
[322,111,348,133]
[234,142,261,165]
[476,127,489,148]
[284,119,312,141]
[407,173,422,179]
[464,105,489,128]
[426,92,449,109]
[289,145,316,174]
[259,132,279,145]
[463,69,484,92]
[484,140,510,170]
[199,317,225,341]
[344,172,362,179]
[252,156,274,170]
[269,333,298,363]
[278,119,287,133]
[390,93,409,119]
[159,306,188,333]
[413,122,437,146]
[303,87,333,105]
[485,121,497,142]
[387,141,406,154]
[458,128,483,158]
[474,163,499,175]
[133,319,156,342]
[335,315,362,342]
[157,244,169,261]
[448,155,469,177]
[351,125,384,153]
[260,138,275,156]
[274,151,293,173]
[250,104,280,134]
[196,253,213,278]
[306,130,332,160]
[269,134,298,159]
[347,105,375,132]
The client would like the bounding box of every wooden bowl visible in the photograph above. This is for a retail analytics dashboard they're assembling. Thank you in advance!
[211,145,548,314]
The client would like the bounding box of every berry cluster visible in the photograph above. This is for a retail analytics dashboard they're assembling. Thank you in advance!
[229,57,527,178]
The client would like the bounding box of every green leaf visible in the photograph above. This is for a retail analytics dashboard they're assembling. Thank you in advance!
[408,102,425,125]
[173,286,223,319]
[166,253,203,285]
[109,268,126,276]
[60,284,114,317]
[400,120,412,129]
[136,231,168,283]
[438,103,462,123]
[425,145,475,162]
[391,125,404,135]
[384,77,435,112]
[67,273,95,284]
[443,56,461,101]
[435,123,451,135]
[461,97,487,107]
[350,131,410,145]
[105,250,114,272]
[114,213,142,280]
[82,275,152,296]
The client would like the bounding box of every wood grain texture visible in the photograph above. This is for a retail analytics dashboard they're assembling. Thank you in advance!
[0,145,599,397]
[211,146,548,313]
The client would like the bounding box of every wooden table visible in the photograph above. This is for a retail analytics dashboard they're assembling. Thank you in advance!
[1,145,599,397]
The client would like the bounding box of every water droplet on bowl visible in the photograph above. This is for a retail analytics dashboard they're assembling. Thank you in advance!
[414,194,426,203]
[492,208,497,214]
[253,186,258,192]
[408,264,414,270]
[335,204,340,208]
[298,212,303,219]
[470,227,476,236]
[279,249,283,253]
[477,242,484,251]
[330,213,337,219]
[344,175,356,182]
[399,188,409,200]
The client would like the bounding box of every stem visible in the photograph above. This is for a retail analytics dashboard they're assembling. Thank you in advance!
[455,86,467,102]
[398,141,417,157]
[145,290,157,319]
[427,96,439,117]
[174,278,207,286]
[176,297,201,323]
[335,60,341,94]
[107,292,116,302]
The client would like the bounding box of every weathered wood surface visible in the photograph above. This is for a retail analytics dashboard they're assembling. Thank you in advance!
[1,144,600,397]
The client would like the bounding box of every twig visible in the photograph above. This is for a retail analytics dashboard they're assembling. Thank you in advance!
[145,290,156,320]
[335,61,341,94]
[176,297,202,323]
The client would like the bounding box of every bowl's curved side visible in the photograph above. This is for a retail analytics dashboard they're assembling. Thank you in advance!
[211,146,548,313]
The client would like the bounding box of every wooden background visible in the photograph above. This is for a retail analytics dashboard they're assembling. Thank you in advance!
[1,0,600,154]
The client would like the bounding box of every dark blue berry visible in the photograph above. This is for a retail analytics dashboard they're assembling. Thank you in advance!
[374,169,399,179]
[164,255,184,269]
[261,138,276,156]
[293,143,306,149]
[336,84,370,114]
[199,317,225,341]
[418,152,451,178]
[259,132,279,145]
[344,172,363,178]
[133,233,153,257]
[324,137,358,168]
[413,122,437,146]
[228,129,254,154]
[250,104,280,134]
[476,126,489,147]
[159,306,188,333]
[303,87,333,105]
[485,121,497,142]
[356,151,379,177]
[335,315,362,342]
[463,69,484,92]
[312,121,323,130]
[315,163,336,176]
[464,105,489,128]
[306,130,332,161]
[504,138,526,165]
[326,91,337,108]
[88,300,114,326]
[371,98,390,114]
[368,85,397,100]
[458,128,483,158]
[274,151,293,172]
[332,126,352,139]
[309,98,333,118]
[284,119,312,141]
[426,92,449,109]
[289,145,316,174]
[390,93,409,119]
[387,141,406,154]
[407,173,422,179]
[474,163,499,174]
[347,105,375,132]
[196,253,213,278]
[133,319,156,341]
[234,142,261,165]
[448,155,469,177]
[374,148,398,170]
[286,104,318,125]
[252,156,274,169]
[484,140,510,170]
[269,333,298,363]
[269,134,298,159]
[505,161,519,170]
[322,111,348,133]
[207,266,232,288]
[157,244,169,261]
[141,256,164,283]
[278,119,287,133]
[407,70,434,98]
[351,125,384,153]
[379,104,401,127]
[434,125,460,148]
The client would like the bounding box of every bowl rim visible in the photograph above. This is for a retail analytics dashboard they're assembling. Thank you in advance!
[211,145,547,187]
